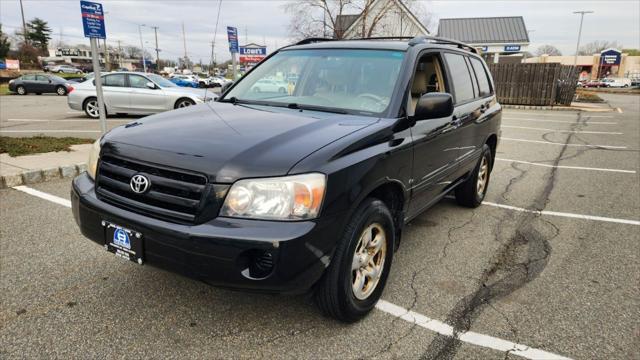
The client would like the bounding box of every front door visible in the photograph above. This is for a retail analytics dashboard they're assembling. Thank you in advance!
[127,74,168,113]
[407,52,462,216]
[35,75,54,93]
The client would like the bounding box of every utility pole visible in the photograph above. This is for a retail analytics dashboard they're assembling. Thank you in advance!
[117,40,122,68]
[103,38,110,70]
[138,24,147,72]
[210,41,215,72]
[182,22,189,70]
[573,11,593,66]
[19,0,28,44]
[210,0,223,74]
[151,26,160,69]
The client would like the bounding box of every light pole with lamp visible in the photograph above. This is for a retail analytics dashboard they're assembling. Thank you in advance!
[138,24,146,72]
[572,11,593,66]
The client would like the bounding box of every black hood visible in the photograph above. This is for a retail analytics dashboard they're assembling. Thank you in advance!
[102,101,377,183]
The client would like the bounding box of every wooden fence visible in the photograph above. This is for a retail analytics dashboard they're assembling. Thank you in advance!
[487,63,579,106]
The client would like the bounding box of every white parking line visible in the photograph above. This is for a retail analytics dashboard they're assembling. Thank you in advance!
[501,137,627,149]
[0,130,102,133]
[376,300,572,360]
[13,186,72,207]
[502,126,623,135]
[12,184,574,359]
[483,202,640,226]
[504,112,613,118]
[495,158,636,174]
[5,119,127,122]
[503,117,617,125]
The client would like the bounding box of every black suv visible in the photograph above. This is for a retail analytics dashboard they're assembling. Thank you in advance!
[72,36,501,322]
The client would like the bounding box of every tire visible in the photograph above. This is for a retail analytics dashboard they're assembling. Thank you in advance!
[83,97,101,119]
[175,98,195,109]
[56,86,67,96]
[455,144,492,208]
[315,198,395,322]
[16,86,27,95]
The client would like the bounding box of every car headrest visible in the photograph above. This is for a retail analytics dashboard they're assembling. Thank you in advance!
[411,71,428,96]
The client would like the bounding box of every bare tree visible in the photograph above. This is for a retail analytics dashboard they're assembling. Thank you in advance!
[535,44,562,56]
[285,0,430,41]
[577,40,622,55]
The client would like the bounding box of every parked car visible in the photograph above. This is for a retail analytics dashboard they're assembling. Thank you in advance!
[582,79,609,88]
[42,62,57,72]
[49,64,83,74]
[8,73,74,95]
[602,78,632,88]
[208,76,230,87]
[250,78,289,93]
[67,72,215,118]
[71,36,500,322]
[168,74,199,88]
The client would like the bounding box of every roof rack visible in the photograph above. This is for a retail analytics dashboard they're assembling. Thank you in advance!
[408,35,478,53]
[294,35,477,54]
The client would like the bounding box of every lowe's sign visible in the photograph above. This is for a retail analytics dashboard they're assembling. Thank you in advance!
[240,47,267,56]
[600,49,622,65]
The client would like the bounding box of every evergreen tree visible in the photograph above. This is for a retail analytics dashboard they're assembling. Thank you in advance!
[25,18,52,52]
[0,24,11,58]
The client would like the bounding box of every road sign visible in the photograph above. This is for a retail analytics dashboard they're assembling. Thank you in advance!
[80,1,106,39]
[227,26,239,53]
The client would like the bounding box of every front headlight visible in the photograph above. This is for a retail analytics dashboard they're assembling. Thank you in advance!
[86,139,101,180]
[220,173,326,220]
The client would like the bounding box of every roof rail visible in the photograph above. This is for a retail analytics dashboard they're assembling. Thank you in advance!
[295,36,416,45]
[295,38,335,45]
[408,35,478,53]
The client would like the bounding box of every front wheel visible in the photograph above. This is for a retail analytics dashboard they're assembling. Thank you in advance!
[16,85,26,95]
[315,198,394,322]
[455,144,492,208]
[175,98,195,108]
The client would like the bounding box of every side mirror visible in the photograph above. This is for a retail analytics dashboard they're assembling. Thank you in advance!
[221,81,234,93]
[414,93,453,121]
[146,82,156,89]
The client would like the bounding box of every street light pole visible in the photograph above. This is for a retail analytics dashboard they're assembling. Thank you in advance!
[138,24,147,72]
[573,11,593,66]
[19,0,28,44]
[151,26,160,70]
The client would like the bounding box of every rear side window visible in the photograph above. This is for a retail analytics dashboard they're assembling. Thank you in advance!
[469,57,492,97]
[102,74,126,87]
[443,53,474,103]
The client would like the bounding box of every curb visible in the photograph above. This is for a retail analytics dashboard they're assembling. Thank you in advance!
[501,104,614,112]
[1,163,87,189]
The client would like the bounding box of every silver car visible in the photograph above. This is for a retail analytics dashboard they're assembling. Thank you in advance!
[68,72,216,118]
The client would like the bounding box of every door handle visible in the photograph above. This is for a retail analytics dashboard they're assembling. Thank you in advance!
[479,104,487,114]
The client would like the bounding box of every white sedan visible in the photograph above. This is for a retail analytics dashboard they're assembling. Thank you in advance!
[67,72,216,118]
[250,79,288,93]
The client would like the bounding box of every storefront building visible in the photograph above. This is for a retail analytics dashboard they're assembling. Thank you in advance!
[524,49,640,80]
[438,16,530,63]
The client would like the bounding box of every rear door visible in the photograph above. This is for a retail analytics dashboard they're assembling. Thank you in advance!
[127,74,169,113]
[442,52,483,174]
[100,74,130,112]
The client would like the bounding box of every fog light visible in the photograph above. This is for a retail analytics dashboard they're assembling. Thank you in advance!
[239,249,275,280]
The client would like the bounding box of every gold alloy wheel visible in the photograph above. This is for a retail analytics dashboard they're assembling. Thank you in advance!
[351,223,387,300]
[476,156,489,197]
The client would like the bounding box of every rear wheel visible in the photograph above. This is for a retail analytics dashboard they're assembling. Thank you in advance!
[315,198,394,322]
[83,97,101,119]
[175,98,195,109]
[56,86,67,96]
[16,86,26,95]
[455,144,492,208]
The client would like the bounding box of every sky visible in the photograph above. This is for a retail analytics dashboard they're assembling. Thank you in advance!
[0,0,638,64]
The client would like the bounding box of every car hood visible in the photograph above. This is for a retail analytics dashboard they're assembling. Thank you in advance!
[102,102,377,182]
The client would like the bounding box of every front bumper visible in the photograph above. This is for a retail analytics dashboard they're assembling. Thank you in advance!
[71,173,341,294]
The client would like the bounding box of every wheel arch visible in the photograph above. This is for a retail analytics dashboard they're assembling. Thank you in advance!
[174,97,196,109]
[484,133,498,169]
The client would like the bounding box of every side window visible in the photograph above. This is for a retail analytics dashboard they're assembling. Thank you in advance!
[469,57,492,97]
[102,74,126,87]
[129,75,150,88]
[36,75,49,81]
[409,53,447,115]
[443,53,475,103]
[22,74,36,81]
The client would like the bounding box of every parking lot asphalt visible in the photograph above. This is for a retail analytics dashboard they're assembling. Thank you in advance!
[1,93,638,359]
[0,89,220,139]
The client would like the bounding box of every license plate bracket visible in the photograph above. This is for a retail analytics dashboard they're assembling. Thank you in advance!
[104,221,144,265]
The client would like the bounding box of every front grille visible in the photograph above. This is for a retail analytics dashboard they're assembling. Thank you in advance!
[96,155,210,223]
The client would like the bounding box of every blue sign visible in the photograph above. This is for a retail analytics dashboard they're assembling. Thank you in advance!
[600,49,621,65]
[80,1,106,39]
[504,45,521,52]
[479,46,488,52]
[113,228,130,249]
[227,26,239,54]
[240,46,267,56]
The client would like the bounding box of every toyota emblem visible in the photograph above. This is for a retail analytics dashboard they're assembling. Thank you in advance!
[130,174,150,194]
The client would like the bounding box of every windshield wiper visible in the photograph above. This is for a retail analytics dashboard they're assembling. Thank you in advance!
[286,103,349,114]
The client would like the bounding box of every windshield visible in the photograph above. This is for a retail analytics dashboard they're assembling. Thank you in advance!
[148,74,177,87]
[223,49,405,115]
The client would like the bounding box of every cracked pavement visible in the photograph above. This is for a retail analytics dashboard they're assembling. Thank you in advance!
[1,93,639,359]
